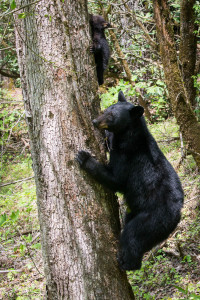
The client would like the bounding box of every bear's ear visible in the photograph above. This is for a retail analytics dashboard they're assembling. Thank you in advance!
[118,91,127,102]
[129,106,144,119]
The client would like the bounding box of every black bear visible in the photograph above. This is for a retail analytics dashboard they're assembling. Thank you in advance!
[76,91,184,271]
[89,15,110,85]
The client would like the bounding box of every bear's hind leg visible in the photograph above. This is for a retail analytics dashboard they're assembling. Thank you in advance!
[96,64,104,85]
[117,212,149,271]
[118,211,165,271]
[118,208,178,271]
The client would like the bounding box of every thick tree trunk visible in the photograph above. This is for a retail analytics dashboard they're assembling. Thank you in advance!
[179,0,197,106]
[15,0,134,299]
[153,0,200,168]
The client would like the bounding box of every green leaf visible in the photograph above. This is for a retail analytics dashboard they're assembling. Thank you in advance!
[10,210,19,221]
[25,234,32,243]
[18,13,26,19]
[10,0,16,10]
[156,79,165,87]
[135,81,147,89]
[0,214,7,226]
[131,75,138,82]
[189,293,200,299]
[173,285,187,294]
[31,243,41,250]
[20,244,26,252]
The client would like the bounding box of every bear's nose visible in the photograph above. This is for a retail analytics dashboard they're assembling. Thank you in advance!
[92,119,98,127]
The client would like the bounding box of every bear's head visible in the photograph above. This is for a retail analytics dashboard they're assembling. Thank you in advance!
[89,15,110,32]
[92,91,144,133]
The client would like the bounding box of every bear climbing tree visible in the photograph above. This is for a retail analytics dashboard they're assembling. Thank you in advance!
[90,15,110,85]
[77,91,184,271]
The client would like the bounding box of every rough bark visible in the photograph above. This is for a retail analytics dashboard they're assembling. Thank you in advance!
[153,0,200,168]
[15,0,134,299]
[179,0,197,106]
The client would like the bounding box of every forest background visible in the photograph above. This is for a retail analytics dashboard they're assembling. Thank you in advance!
[0,0,200,299]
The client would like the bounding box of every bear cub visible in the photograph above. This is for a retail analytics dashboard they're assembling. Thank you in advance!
[76,91,184,271]
[89,15,110,85]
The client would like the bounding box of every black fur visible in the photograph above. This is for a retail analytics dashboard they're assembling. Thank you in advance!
[76,91,184,271]
[89,15,110,85]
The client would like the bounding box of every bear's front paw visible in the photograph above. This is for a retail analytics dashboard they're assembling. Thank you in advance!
[76,150,91,168]
[90,45,95,53]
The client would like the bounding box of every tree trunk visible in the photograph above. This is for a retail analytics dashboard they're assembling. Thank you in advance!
[15,0,134,299]
[153,0,200,168]
[179,0,197,106]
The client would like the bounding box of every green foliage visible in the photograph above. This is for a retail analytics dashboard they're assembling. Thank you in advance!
[149,118,180,156]
[0,209,19,227]
[100,78,169,120]
[0,105,23,143]
[169,0,180,24]
[193,74,200,90]
[194,1,200,38]
[0,91,36,292]
[31,242,41,250]
[0,153,43,298]
[18,12,26,19]
[0,0,19,81]
[100,79,132,110]
[0,156,37,238]
[0,213,7,226]
[0,89,26,166]
[10,0,16,10]
[174,285,200,299]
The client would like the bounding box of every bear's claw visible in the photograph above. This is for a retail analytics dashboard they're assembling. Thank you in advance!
[76,150,91,167]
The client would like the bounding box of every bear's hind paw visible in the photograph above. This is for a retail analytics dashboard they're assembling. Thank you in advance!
[117,251,142,271]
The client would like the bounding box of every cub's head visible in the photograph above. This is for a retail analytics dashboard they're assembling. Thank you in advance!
[93,91,144,134]
[89,15,110,32]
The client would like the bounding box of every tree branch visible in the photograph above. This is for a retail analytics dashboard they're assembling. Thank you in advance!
[0,0,41,19]
[0,176,34,187]
[0,69,20,79]
[122,0,158,51]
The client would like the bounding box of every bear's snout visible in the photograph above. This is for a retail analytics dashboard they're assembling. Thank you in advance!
[92,117,108,129]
